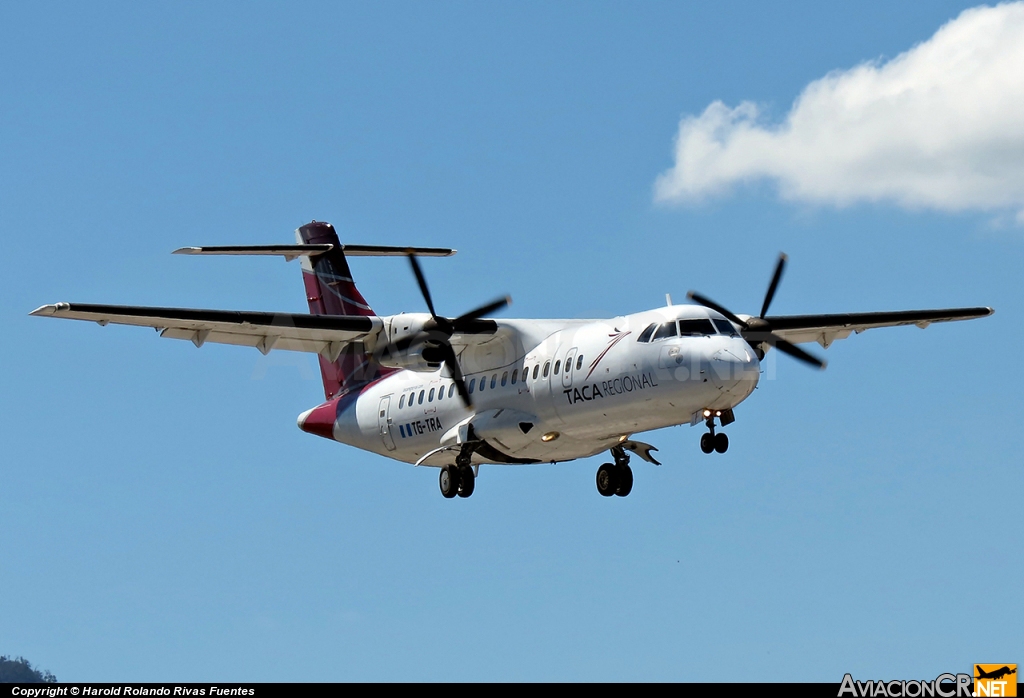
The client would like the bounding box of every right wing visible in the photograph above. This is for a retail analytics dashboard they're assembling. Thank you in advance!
[30,303,383,360]
[762,307,993,347]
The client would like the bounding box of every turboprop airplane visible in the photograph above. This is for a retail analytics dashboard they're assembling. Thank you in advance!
[31,221,993,499]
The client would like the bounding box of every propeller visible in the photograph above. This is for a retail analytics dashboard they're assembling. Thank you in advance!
[687,253,826,370]
[382,252,511,407]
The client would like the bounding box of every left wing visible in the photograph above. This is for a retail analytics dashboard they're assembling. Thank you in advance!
[762,307,993,348]
[30,302,382,359]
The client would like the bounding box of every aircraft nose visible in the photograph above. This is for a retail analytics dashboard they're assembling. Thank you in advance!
[710,341,760,395]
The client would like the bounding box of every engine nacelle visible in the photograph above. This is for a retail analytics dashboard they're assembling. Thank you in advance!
[378,313,443,372]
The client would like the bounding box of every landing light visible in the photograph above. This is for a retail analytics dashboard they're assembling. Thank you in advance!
[541,431,560,442]
[703,409,711,418]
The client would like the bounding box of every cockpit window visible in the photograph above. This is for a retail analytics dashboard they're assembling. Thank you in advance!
[678,318,716,337]
[652,321,678,341]
[637,323,656,343]
[712,318,737,336]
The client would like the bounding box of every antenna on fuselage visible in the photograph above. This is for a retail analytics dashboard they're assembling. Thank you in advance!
[665,293,673,306]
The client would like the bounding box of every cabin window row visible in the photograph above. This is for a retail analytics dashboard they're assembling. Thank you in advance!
[636,318,737,343]
[396,354,586,409]
[399,383,459,408]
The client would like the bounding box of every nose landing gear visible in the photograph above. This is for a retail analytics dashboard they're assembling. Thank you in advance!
[596,445,634,497]
[700,411,731,454]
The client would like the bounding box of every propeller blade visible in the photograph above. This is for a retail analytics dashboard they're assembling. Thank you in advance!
[440,342,472,408]
[407,253,438,319]
[686,291,749,328]
[760,253,788,319]
[455,295,512,323]
[769,334,827,369]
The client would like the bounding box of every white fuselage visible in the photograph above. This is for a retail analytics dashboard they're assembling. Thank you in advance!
[312,305,760,466]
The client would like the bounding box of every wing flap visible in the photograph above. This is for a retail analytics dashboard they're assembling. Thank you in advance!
[31,303,381,354]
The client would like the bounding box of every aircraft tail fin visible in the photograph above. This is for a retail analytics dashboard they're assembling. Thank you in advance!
[294,222,455,399]
[176,221,456,400]
[295,221,385,400]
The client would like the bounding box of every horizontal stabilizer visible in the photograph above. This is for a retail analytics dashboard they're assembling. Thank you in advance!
[174,245,334,261]
[338,244,455,257]
[173,244,456,261]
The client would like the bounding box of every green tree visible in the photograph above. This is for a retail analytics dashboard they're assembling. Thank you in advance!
[0,656,57,683]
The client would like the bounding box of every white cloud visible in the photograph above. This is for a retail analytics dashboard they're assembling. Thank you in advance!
[654,3,1024,217]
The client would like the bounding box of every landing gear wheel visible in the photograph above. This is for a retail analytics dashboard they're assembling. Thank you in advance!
[457,465,475,498]
[439,466,460,498]
[615,464,633,497]
[714,432,729,454]
[596,463,618,497]
[700,433,715,454]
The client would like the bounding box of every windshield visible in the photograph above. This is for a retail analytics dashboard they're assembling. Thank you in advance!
[678,318,716,336]
[711,318,738,336]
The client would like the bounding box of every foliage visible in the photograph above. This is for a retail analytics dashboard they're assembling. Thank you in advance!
[0,656,57,683]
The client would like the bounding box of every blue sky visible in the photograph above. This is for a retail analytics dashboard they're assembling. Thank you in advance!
[1,1,1021,682]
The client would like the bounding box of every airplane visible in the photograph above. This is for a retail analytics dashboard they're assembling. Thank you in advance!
[975,666,1016,681]
[31,221,993,499]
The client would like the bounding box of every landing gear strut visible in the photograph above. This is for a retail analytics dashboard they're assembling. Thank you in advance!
[440,444,477,499]
[700,413,730,454]
[596,446,633,497]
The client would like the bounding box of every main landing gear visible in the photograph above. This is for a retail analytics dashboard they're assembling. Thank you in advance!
[699,411,730,455]
[596,446,633,497]
[439,445,476,499]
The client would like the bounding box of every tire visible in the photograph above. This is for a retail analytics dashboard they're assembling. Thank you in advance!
[700,433,715,454]
[439,466,459,498]
[596,463,617,497]
[615,464,633,497]
[714,432,729,454]
[457,465,475,498]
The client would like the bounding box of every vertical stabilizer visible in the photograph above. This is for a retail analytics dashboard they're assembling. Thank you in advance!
[296,221,391,399]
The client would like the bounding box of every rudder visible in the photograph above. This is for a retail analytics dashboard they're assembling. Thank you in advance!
[296,221,389,399]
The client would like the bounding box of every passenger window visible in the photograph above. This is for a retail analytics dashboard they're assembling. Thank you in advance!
[653,321,678,341]
[543,361,550,378]
[553,360,561,375]
[430,388,437,402]
[511,369,518,384]
[449,383,456,398]
[478,377,485,392]
[468,378,476,394]
[438,385,444,401]
[399,394,405,409]
[576,355,583,371]
[678,318,717,336]
[418,390,425,405]
[491,374,497,389]
[637,323,657,343]
[533,364,539,379]
[502,371,509,386]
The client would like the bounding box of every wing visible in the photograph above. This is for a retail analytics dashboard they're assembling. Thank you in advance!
[30,302,382,358]
[763,307,993,347]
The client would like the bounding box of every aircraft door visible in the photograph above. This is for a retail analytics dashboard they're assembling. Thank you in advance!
[562,347,578,388]
[378,396,396,451]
